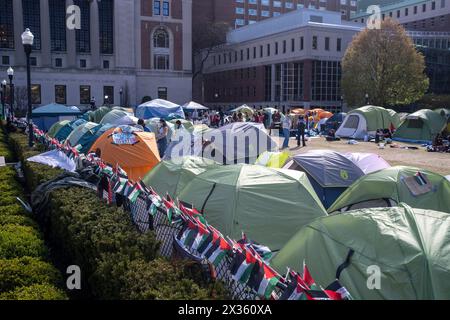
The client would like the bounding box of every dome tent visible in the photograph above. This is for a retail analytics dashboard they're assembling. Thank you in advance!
[177,164,327,251]
[393,109,447,143]
[271,206,450,299]
[47,120,72,140]
[66,123,114,154]
[336,106,401,139]
[283,150,365,209]
[100,109,138,126]
[343,152,391,174]
[142,156,220,199]
[328,166,450,214]
[89,126,160,182]
[66,122,99,147]
[89,106,112,123]
[136,99,185,120]
[325,112,346,131]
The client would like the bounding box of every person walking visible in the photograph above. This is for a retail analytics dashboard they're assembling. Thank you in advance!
[192,109,199,123]
[297,116,307,147]
[219,108,225,126]
[282,110,292,149]
[156,118,169,158]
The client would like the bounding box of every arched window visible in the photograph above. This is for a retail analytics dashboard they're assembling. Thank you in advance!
[153,28,169,48]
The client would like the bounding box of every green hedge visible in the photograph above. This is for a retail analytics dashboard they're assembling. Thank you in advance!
[0,125,67,300]
[10,131,228,300]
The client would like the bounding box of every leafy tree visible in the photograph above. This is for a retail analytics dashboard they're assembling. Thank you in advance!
[341,19,429,108]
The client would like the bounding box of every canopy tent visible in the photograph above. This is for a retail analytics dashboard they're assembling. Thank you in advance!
[290,108,305,115]
[89,106,112,123]
[136,99,185,120]
[336,106,401,139]
[89,126,160,182]
[66,122,99,147]
[230,105,254,118]
[393,109,447,143]
[325,112,346,131]
[182,101,209,110]
[328,166,450,214]
[142,156,220,198]
[32,103,82,131]
[283,150,365,208]
[201,122,278,165]
[272,206,450,300]
[177,164,327,251]
[319,111,333,119]
[100,109,138,126]
[343,152,391,174]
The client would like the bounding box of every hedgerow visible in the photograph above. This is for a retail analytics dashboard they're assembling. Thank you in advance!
[0,283,67,300]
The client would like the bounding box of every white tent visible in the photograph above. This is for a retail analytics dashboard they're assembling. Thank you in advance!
[343,152,391,174]
[182,101,209,110]
[27,150,76,172]
[446,175,450,182]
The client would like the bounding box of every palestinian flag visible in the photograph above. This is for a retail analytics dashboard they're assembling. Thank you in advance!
[128,183,143,203]
[230,249,257,285]
[196,227,220,256]
[191,219,210,252]
[102,165,114,177]
[177,220,198,248]
[303,262,319,290]
[113,177,128,194]
[114,165,128,178]
[278,271,310,300]
[162,196,182,223]
[325,279,353,300]
[237,232,272,262]
[247,262,281,299]
[204,237,231,267]
[123,181,135,198]
[148,190,163,216]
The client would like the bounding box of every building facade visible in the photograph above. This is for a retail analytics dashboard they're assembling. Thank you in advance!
[201,9,362,112]
[0,0,193,109]
[193,0,359,29]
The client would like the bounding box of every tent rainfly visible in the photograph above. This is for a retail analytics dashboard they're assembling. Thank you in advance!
[136,99,185,120]
[393,109,447,143]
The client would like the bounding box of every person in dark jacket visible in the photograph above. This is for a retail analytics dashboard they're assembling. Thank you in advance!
[297,116,307,147]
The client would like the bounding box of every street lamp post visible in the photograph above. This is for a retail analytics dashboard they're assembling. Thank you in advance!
[22,28,34,147]
[7,67,14,121]
[1,80,6,120]
[365,93,369,106]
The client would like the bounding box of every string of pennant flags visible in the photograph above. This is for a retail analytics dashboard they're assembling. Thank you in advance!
[32,126,353,301]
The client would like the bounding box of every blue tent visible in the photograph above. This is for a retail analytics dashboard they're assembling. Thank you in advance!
[76,123,114,154]
[325,112,347,132]
[135,99,185,120]
[54,119,87,142]
[283,150,364,208]
[32,103,82,131]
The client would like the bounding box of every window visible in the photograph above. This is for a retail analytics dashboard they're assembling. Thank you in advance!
[235,19,245,26]
[236,7,244,14]
[74,0,90,53]
[80,85,91,104]
[311,60,342,102]
[405,8,408,16]
[260,45,263,58]
[1,56,9,65]
[397,10,400,18]
[291,38,295,52]
[285,2,294,9]
[22,0,41,50]
[432,1,436,10]
[80,59,86,68]
[312,36,318,50]
[442,0,446,8]
[267,43,270,56]
[154,0,161,15]
[273,1,282,7]
[261,10,270,17]
[31,84,41,104]
[158,87,168,100]
[55,85,66,104]
[414,6,417,14]
[240,49,243,61]
[261,0,269,5]
[154,54,169,69]
[247,47,250,60]
[407,119,423,128]
[103,86,114,105]
[325,37,330,51]
[423,3,426,12]
[275,42,279,54]
[99,0,114,54]
[55,58,62,67]
[103,60,110,69]
[343,115,359,129]
[300,37,304,50]
[154,28,169,48]
[163,1,169,16]
[248,9,257,16]
[337,38,342,52]
[0,0,14,49]
[253,47,256,59]
[283,40,286,53]
[49,0,66,52]
[30,57,37,66]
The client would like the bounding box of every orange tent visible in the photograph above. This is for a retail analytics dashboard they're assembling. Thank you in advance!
[320,111,333,119]
[89,127,160,182]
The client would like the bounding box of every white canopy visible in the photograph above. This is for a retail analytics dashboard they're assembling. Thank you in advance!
[182,101,209,110]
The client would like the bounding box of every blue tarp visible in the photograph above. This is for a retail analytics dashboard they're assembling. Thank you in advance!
[135,99,185,120]
[32,103,82,131]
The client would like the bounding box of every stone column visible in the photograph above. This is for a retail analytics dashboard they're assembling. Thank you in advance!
[182,0,193,72]
[90,0,100,69]
[13,0,26,66]
[270,64,276,102]
[66,0,77,68]
[40,0,51,67]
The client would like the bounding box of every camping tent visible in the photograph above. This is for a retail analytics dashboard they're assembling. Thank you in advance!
[182,101,209,110]
[100,109,138,126]
[393,109,447,143]
[89,126,160,181]
[89,106,112,123]
[230,105,254,118]
[66,122,114,154]
[328,166,450,214]
[343,152,391,174]
[283,150,365,208]
[66,122,99,147]
[47,120,72,140]
[325,112,347,132]
[136,99,185,120]
[271,206,450,299]
[32,103,82,131]
[336,106,401,139]
[177,164,327,251]
[142,156,219,198]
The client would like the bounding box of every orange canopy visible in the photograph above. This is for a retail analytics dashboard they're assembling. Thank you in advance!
[89,128,161,182]
[291,108,305,115]
[320,111,333,119]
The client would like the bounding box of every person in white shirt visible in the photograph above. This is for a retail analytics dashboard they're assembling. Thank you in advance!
[282,110,292,149]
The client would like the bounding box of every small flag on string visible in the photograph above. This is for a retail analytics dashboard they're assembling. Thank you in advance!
[128,182,144,203]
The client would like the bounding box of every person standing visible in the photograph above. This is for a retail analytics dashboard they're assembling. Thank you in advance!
[192,109,199,123]
[282,110,292,149]
[137,119,151,132]
[156,118,169,158]
[297,116,307,147]
[219,108,225,126]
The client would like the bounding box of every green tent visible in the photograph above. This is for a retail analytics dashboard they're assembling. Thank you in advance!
[47,120,72,138]
[393,109,447,143]
[328,166,450,214]
[89,106,112,123]
[66,121,99,147]
[271,206,450,299]
[177,164,327,251]
[142,156,220,198]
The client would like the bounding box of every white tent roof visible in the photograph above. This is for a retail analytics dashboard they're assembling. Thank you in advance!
[182,101,209,110]
[138,98,179,108]
[344,152,391,175]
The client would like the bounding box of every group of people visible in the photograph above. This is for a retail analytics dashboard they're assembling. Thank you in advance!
[187,109,225,127]
[135,118,172,158]
[281,109,308,149]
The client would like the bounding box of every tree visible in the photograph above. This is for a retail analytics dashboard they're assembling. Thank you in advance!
[192,22,229,80]
[341,19,429,108]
